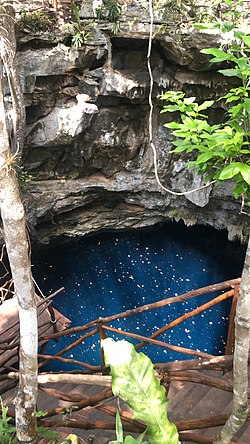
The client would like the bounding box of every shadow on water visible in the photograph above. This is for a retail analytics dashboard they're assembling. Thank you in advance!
[33,221,246,370]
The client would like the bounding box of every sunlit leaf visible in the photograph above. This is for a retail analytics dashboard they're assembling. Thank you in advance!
[241,35,250,48]
[243,98,250,114]
[219,163,242,180]
[218,68,242,78]
[102,339,179,444]
[196,152,214,163]
[239,164,250,185]
[194,23,219,30]
[201,48,236,63]
[197,101,214,111]
[164,122,180,129]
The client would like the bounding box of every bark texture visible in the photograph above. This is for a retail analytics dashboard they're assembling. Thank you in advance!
[0,3,38,442]
[214,238,250,444]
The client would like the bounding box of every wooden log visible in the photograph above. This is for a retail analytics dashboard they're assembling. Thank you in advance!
[175,414,236,431]
[154,355,235,372]
[175,409,250,431]
[0,379,17,395]
[44,387,113,418]
[39,418,142,434]
[102,325,214,359]
[163,372,250,397]
[38,373,111,386]
[136,290,234,350]
[97,404,145,431]
[161,370,235,393]
[178,433,240,444]
[7,372,112,386]
[39,411,250,437]
[38,385,84,402]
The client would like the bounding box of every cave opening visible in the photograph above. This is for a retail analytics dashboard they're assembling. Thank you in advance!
[33,221,246,371]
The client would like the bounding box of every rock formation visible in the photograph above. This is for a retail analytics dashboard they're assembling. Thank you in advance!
[10,0,249,243]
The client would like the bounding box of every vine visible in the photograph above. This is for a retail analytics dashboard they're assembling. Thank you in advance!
[147,0,215,196]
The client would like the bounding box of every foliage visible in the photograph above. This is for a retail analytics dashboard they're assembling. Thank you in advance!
[0,400,59,444]
[0,397,16,444]
[95,0,122,34]
[70,1,93,48]
[37,425,59,440]
[102,339,179,444]
[18,166,33,187]
[19,10,56,32]
[154,0,248,27]
[110,410,149,444]
[160,20,250,208]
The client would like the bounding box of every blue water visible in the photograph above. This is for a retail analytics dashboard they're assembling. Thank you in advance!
[33,222,245,371]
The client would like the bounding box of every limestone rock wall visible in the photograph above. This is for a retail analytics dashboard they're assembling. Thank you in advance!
[11,1,249,243]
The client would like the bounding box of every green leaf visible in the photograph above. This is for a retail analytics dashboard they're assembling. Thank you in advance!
[219,163,242,180]
[183,97,196,105]
[197,100,214,111]
[221,21,235,32]
[115,411,124,443]
[170,145,189,153]
[241,35,250,48]
[233,181,248,199]
[164,122,180,129]
[243,98,250,114]
[102,339,179,444]
[239,164,250,185]
[36,410,47,418]
[124,429,148,443]
[218,68,242,78]
[201,48,227,58]
[194,23,219,30]
[196,152,214,164]
[201,48,236,63]
[225,95,240,103]
[234,30,245,39]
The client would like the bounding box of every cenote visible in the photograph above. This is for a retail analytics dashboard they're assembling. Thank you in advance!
[33,222,246,371]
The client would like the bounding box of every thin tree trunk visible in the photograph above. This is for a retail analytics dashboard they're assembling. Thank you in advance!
[214,238,250,444]
[0,2,25,156]
[0,3,38,443]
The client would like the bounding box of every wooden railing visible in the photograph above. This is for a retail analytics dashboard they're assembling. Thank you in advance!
[32,277,241,373]
[1,277,248,444]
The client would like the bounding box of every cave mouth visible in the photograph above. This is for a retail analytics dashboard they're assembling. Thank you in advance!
[33,221,246,371]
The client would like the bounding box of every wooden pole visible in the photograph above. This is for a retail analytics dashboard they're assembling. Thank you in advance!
[225,286,239,355]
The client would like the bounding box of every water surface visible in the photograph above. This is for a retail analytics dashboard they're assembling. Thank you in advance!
[33,222,245,370]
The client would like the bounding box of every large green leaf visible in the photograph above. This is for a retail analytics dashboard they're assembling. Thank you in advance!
[219,163,242,180]
[241,35,250,48]
[239,164,250,185]
[218,68,242,78]
[102,339,179,444]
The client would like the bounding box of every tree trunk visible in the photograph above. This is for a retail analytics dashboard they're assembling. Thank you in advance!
[0,4,38,443]
[214,238,250,444]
